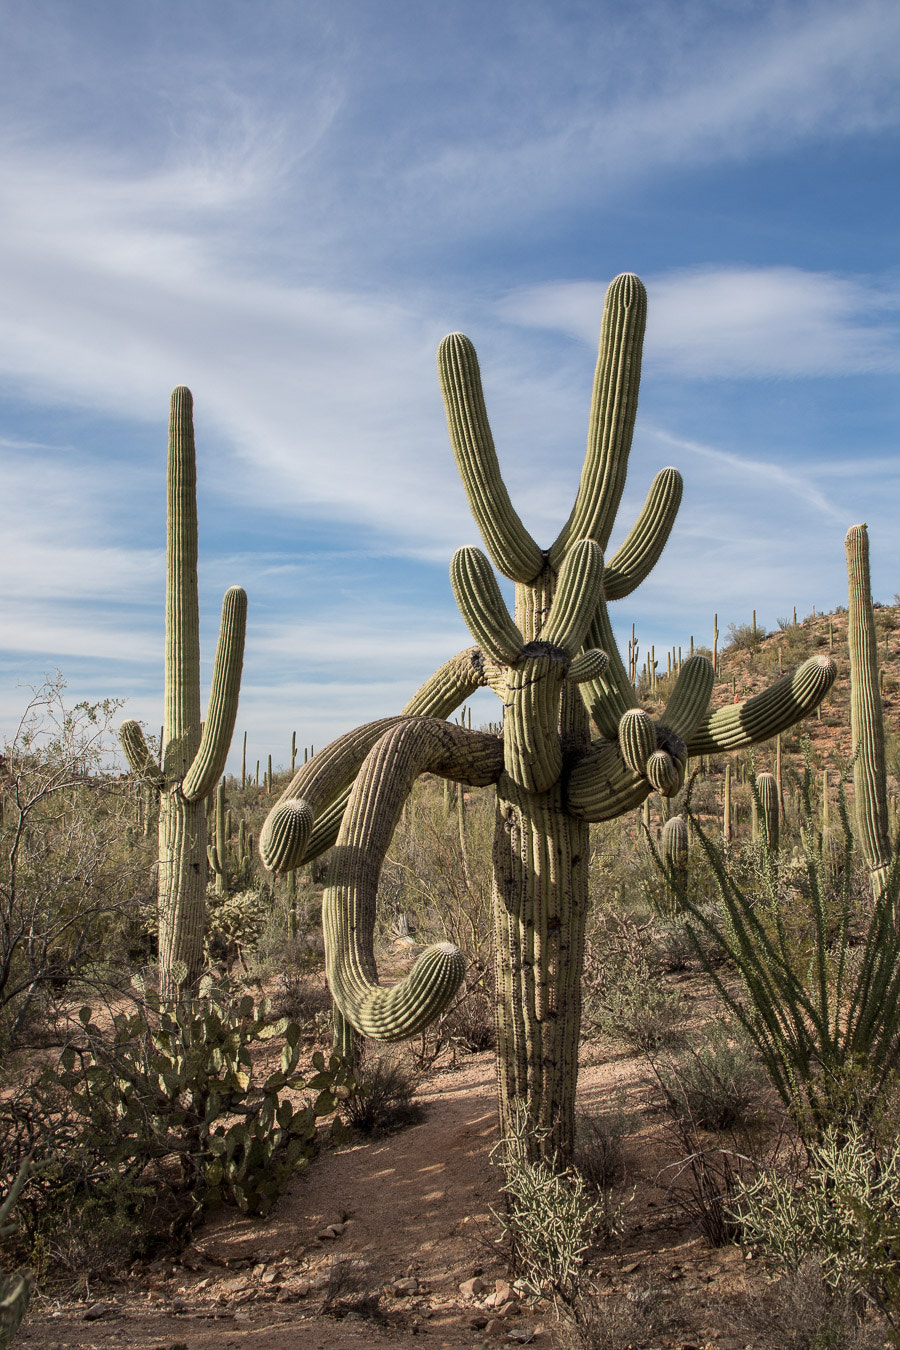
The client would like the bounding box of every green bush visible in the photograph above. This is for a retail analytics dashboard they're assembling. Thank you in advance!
[734,1122,900,1332]
[0,991,353,1273]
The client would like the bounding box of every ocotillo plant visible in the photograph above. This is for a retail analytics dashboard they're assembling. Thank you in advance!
[120,388,247,998]
[846,523,893,904]
[260,274,836,1163]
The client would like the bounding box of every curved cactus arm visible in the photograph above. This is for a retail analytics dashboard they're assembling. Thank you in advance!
[549,273,647,567]
[450,547,523,663]
[261,648,491,872]
[686,655,837,755]
[401,645,490,716]
[565,737,649,821]
[542,539,604,654]
[260,717,405,872]
[182,586,247,802]
[324,718,503,1040]
[603,468,683,601]
[567,648,609,685]
[618,708,656,773]
[438,333,544,583]
[846,524,892,894]
[659,654,715,741]
[578,592,641,740]
[119,720,166,789]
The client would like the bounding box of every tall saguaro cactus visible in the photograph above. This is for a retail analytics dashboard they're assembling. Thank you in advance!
[261,274,836,1162]
[120,388,247,998]
[846,523,893,903]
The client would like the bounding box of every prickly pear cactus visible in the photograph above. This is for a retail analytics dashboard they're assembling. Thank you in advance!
[120,389,247,998]
[261,274,836,1162]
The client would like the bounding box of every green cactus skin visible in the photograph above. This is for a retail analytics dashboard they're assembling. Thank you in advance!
[661,814,689,892]
[846,524,892,899]
[260,274,837,1163]
[753,771,780,853]
[120,388,246,998]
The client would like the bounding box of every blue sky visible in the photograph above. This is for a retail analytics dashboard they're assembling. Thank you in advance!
[0,0,898,770]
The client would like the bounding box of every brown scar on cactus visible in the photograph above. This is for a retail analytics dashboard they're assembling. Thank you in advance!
[262,273,836,1164]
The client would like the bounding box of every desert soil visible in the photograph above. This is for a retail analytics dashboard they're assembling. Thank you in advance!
[15,981,794,1350]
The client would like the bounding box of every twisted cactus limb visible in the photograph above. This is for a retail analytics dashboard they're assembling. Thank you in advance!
[262,272,837,1164]
[324,719,503,1040]
[120,388,246,997]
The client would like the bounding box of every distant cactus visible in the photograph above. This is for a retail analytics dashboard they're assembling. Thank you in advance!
[661,814,689,896]
[753,771,780,854]
[260,274,836,1163]
[120,389,246,998]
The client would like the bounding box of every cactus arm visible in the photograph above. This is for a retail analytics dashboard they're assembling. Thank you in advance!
[542,539,604,653]
[182,587,247,802]
[602,468,683,601]
[119,720,166,789]
[324,719,503,1040]
[260,648,490,872]
[549,274,647,567]
[450,548,523,663]
[163,386,202,781]
[659,654,715,741]
[846,524,892,893]
[438,333,544,583]
[565,737,649,821]
[686,655,837,755]
[578,592,640,740]
[401,646,489,715]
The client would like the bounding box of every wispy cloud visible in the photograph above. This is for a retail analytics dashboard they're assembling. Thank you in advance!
[500,267,900,377]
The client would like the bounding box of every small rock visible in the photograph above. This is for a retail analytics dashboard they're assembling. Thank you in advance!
[460,1276,488,1300]
[494,1279,513,1302]
[622,1261,641,1274]
[317,1228,337,1241]
[391,1277,419,1296]
[261,1269,279,1285]
[496,1300,516,1316]
[82,1304,108,1322]
[485,1318,504,1337]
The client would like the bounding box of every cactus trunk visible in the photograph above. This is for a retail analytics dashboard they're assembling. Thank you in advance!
[260,271,838,1169]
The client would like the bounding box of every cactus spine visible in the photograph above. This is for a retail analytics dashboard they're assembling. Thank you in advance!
[260,274,836,1163]
[120,388,246,998]
[846,524,892,901]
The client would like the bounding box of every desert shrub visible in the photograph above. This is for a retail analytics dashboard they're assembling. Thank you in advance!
[342,1051,424,1136]
[725,1258,887,1350]
[492,1105,604,1307]
[0,992,353,1274]
[0,678,155,1054]
[204,884,272,967]
[585,955,685,1052]
[734,1122,900,1332]
[679,770,900,1144]
[654,1018,768,1131]
[561,1281,673,1349]
[726,619,768,652]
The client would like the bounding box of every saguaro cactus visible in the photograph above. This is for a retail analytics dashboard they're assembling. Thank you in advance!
[260,274,836,1162]
[120,388,247,997]
[846,524,892,903]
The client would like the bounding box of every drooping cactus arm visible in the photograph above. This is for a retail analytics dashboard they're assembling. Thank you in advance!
[119,720,166,789]
[182,586,247,802]
[324,718,503,1040]
[438,334,544,584]
[549,274,647,567]
[686,654,837,755]
[846,524,892,891]
[164,386,202,779]
[401,645,490,716]
[260,648,490,871]
[565,737,648,821]
[602,468,683,601]
[579,591,640,740]
[260,716,409,871]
